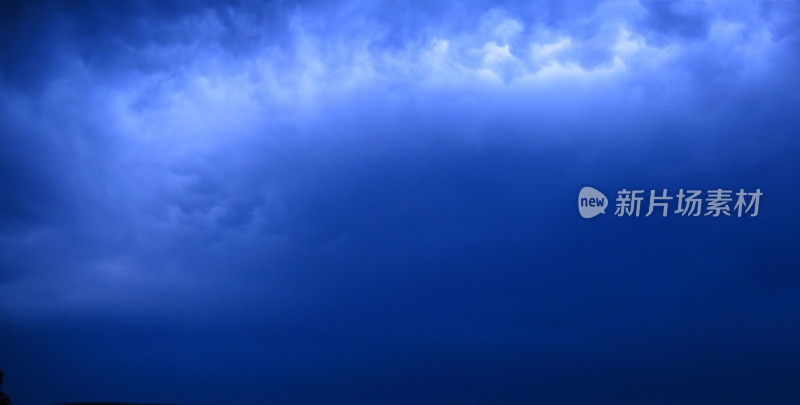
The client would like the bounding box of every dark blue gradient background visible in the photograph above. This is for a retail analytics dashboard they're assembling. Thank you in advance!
[1,1,800,403]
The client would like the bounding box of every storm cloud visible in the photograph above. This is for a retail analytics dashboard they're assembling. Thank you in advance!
[1,1,800,403]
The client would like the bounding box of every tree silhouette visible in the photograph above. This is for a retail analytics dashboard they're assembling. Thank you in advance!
[0,368,10,405]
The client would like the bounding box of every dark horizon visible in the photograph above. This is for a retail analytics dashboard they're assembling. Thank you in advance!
[53,403,184,405]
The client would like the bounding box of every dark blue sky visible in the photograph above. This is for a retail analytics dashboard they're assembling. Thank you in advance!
[1,1,800,403]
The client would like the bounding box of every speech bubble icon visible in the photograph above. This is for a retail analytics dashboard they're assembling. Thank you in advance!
[578,186,608,219]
